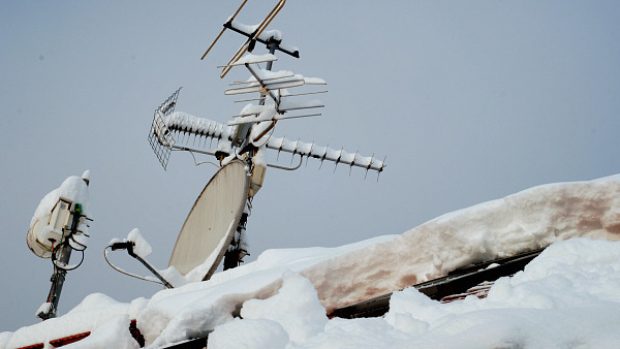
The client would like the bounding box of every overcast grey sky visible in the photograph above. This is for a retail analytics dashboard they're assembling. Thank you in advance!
[1,0,619,330]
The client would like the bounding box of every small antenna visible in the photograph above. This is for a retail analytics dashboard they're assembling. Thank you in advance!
[27,174,92,320]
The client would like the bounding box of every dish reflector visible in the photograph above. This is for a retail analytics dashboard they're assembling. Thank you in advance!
[169,160,249,279]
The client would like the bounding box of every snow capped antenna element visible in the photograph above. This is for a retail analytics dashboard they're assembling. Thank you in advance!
[147,1,385,176]
[265,137,386,173]
[103,229,174,289]
[200,0,299,78]
[148,87,235,170]
[27,173,93,320]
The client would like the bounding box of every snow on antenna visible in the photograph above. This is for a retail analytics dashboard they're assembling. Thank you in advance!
[139,0,387,282]
[27,174,93,320]
[200,0,299,78]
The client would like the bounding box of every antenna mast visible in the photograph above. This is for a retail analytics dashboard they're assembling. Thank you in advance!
[145,0,386,277]
[27,173,92,320]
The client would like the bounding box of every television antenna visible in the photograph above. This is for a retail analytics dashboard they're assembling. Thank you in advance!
[110,0,386,284]
[27,172,92,320]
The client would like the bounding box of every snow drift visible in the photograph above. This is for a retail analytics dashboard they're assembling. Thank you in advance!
[3,174,620,348]
[304,174,620,311]
[209,238,620,349]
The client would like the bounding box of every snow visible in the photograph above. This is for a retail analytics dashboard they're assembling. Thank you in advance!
[228,69,322,95]
[300,174,620,311]
[229,104,276,126]
[163,111,235,142]
[239,273,327,343]
[30,174,90,228]
[27,173,91,257]
[231,53,277,66]
[229,20,259,36]
[127,228,153,259]
[258,29,282,42]
[81,170,91,184]
[1,294,146,349]
[252,69,294,81]
[208,319,289,349]
[208,238,620,349]
[303,77,326,85]
[137,274,283,348]
[208,273,326,349]
[264,137,384,171]
[35,302,52,317]
[216,140,232,156]
[249,120,275,146]
[64,315,138,349]
[4,175,620,348]
[238,104,269,117]
[278,99,324,112]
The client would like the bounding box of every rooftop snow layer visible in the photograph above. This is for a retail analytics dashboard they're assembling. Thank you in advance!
[304,174,620,311]
[3,174,620,348]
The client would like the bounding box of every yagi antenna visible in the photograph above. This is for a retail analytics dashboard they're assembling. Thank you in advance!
[200,0,299,78]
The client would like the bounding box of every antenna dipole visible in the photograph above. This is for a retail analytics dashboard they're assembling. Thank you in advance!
[201,0,297,78]
[200,0,249,60]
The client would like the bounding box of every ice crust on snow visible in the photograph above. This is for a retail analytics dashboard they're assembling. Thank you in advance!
[4,175,620,348]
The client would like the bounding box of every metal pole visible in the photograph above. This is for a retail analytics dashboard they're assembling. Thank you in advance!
[224,38,280,269]
[260,39,279,106]
[38,204,82,320]
[223,206,250,270]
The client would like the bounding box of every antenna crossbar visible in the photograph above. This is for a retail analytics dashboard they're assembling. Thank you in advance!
[200,0,299,79]
[224,20,299,58]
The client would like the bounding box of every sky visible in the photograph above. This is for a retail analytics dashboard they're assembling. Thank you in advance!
[1,0,620,331]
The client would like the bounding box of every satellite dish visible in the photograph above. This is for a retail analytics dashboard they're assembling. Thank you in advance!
[169,160,249,279]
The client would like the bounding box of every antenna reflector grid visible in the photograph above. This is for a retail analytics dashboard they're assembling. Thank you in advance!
[148,88,182,170]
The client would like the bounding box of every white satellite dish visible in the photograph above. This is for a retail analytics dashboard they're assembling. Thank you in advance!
[169,160,249,279]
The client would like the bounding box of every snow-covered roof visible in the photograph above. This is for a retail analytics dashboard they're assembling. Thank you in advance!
[3,174,620,348]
